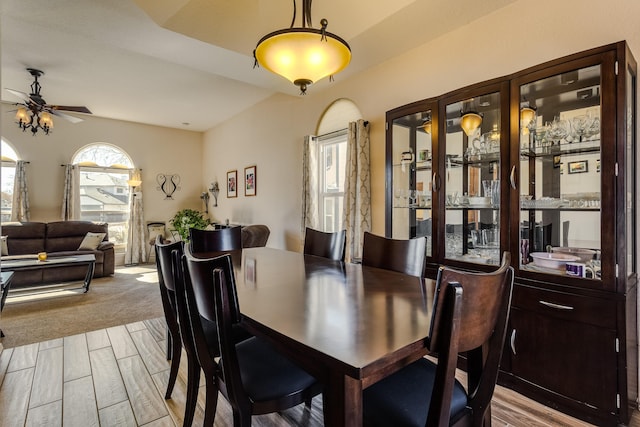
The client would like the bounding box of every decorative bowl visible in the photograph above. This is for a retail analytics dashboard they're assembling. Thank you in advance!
[551,247,595,263]
[468,196,490,206]
[530,252,580,269]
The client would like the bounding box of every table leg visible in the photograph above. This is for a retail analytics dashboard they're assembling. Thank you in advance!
[83,261,96,293]
[324,373,363,427]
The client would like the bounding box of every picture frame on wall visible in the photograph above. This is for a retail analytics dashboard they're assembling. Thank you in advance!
[227,170,237,198]
[245,165,257,196]
[568,160,588,174]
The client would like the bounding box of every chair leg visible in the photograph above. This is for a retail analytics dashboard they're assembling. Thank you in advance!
[183,358,201,427]
[165,339,182,399]
[203,377,219,427]
[232,408,252,427]
[304,396,313,409]
[166,327,172,360]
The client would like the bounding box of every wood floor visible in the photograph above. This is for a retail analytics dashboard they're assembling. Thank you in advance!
[0,317,636,427]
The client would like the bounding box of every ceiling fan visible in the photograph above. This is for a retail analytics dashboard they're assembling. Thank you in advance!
[5,68,92,135]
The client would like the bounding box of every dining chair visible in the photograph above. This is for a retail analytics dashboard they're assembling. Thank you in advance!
[362,252,514,427]
[241,224,270,248]
[189,225,242,253]
[183,247,323,427]
[155,236,200,426]
[361,231,427,277]
[179,244,252,426]
[303,227,346,261]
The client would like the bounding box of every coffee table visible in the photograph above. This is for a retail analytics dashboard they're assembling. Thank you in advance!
[1,254,96,293]
[0,271,13,337]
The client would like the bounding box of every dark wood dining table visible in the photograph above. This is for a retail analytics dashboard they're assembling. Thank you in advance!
[232,247,436,427]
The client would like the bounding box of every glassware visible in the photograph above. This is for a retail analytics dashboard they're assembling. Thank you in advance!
[571,115,593,142]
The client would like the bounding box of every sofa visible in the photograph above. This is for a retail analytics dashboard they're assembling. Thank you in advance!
[1,221,115,289]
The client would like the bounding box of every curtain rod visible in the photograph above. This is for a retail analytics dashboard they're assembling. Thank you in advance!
[316,120,369,141]
[60,164,141,171]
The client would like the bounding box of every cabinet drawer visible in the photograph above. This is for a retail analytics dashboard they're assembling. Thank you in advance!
[512,285,616,329]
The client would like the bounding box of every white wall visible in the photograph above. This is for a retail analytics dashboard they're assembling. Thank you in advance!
[1,105,203,230]
[203,0,640,251]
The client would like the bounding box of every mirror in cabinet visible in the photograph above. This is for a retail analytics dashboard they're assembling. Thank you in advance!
[386,101,437,258]
[441,85,508,266]
[516,64,604,282]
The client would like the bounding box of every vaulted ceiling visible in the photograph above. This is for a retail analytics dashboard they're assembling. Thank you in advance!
[1,0,518,132]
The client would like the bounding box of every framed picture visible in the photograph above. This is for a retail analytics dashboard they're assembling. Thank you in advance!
[568,160,588,174]
[227,170,237,198]
[553,155,561,168]
[245,165,257,196]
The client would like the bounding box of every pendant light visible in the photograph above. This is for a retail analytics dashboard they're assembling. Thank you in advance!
[254,0,351,94]
[460,111,483,137]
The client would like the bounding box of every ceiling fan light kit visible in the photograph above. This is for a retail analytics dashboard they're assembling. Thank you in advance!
[6,68,91,136]
[254,0,351,94]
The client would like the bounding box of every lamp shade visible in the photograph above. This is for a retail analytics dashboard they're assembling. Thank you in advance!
[460,112,482,137]
[520,107,536,126]
[255,28,351,93]
[15,107,31,124]
[39,112,53,129]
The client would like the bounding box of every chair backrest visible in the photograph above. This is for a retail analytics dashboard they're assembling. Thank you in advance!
[361,231,426,277]
[427,252,514,425]
[155,235,180,292]
[303,227,346,261]
[241,224,270,248]
[212,260,246,406]
[182,244,242,326]
[189,226,242,253]
[155,236,200,361]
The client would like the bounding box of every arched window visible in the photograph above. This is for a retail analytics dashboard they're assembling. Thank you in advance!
[315,99,363,232]
[71,144,135,251]
[1,139,19,221]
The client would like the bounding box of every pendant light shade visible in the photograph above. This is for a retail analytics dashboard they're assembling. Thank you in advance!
[254,1,351,94]
[460,112,483,137]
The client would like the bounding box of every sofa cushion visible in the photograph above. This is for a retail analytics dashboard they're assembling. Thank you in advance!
[78,232,107,250]
[1,222,46,255]
[45,221,108,253]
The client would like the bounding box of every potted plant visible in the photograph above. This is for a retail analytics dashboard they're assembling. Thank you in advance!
[170,208,209,242]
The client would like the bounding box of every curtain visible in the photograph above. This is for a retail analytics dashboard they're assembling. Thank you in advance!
[11,160,30,221]
[125,169,147,265]
[61,164,80,220]
[301,135,319,237]
[343,120,371,262]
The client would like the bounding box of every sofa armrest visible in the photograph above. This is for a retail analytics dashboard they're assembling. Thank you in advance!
[98,242,115,276]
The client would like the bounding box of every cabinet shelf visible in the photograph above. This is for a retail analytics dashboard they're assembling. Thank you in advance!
[520,139,600,158]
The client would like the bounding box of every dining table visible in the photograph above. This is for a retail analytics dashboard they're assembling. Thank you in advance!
[231,247,436,427]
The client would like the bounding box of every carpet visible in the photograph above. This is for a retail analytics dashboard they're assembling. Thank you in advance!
[0,264,164,349]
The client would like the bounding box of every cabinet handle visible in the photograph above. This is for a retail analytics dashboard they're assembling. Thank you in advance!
[539,300,574,310]
[432,173,437,192]
[510,329,516,355]
[510,165,517,189]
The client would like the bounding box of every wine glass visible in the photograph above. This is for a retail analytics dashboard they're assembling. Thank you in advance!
[548,117,569,145]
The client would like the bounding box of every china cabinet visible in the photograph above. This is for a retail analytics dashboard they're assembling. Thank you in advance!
[385,41,637,426]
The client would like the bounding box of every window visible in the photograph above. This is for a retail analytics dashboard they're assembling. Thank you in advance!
[318,132,347,232]
[1,139,19,221]
[72,144,135,252]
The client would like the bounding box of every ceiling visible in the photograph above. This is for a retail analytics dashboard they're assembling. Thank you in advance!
[1,0,518,132]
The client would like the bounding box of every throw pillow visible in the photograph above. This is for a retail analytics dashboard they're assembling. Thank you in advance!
[1,235,7,256]
[78,232,106,251]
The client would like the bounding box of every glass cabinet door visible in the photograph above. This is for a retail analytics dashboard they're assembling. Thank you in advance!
[441,85,507,266]
[515,61,608,283]
[386,102,437,257]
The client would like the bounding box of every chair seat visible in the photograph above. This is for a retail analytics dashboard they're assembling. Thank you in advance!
[363,358,468,427]
[234,336,319,402]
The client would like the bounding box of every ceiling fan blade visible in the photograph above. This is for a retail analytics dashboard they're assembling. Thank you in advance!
[49,109,84,124]
[5,88,30,102]
[51,105,92,114]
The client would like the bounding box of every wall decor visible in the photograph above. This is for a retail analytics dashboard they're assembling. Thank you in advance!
[156,173,181,199]
[209,181,220,206]
[568,160,588,174]
[227,170,237,198]
[245,165,257,196]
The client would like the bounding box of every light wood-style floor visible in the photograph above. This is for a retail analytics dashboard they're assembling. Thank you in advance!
[0,317,637,427]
